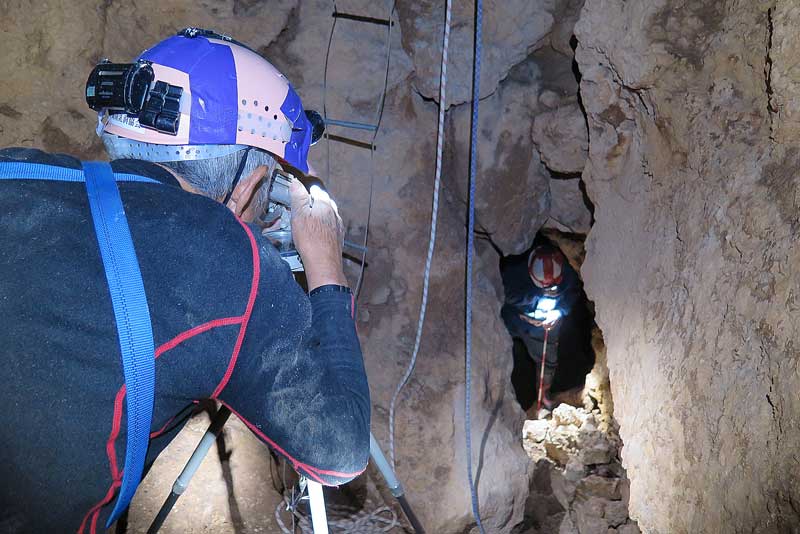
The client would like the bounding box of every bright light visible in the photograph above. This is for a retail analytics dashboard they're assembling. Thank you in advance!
[545,309,562,323]
[528,298,561,323]
[309,184,338,212]
[536,297,557,312]
[309,184,330,203]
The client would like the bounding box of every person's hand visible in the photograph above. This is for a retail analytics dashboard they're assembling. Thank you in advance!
[519,314,544,328]
[289,179,347,290]
[542,316,560,331]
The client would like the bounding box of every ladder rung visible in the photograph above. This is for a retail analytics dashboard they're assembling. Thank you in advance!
[332,11,393,27]
[324,133,376,151]
[325,118,378,132]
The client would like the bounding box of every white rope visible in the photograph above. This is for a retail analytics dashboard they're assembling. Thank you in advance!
[387,0,452,470]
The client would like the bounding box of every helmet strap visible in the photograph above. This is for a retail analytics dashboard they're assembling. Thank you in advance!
[223,147,252,205]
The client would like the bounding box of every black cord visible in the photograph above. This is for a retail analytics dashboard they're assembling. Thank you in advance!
[222,147,252,205]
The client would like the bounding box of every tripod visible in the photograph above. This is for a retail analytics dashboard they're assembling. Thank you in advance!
[146,406,424,533]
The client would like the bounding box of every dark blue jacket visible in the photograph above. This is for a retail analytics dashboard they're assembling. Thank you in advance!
[0,148,370,534]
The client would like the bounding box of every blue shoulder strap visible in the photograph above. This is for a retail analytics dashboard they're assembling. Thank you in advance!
[82,162,155,526]
[0,161,156,525]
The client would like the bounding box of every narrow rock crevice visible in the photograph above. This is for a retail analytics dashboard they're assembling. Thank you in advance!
[765,6,776,140]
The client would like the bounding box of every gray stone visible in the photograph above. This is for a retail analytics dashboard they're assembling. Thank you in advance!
[523,418,550,443]
[544,178,593,234]
[549,0,585,56]
[559,513,580,534]
[551,468,578,509]
[540,89,563,109]
[399,0,555,106]
[553,404,586,428]
[448,56,550,255]
[604,501,630,528]
[577,475,621,501]
[565,457,587,482]
[532,103,589,174]
[369,285,391,306]
[573,494,623,534]
[616,523,641,534]
[579,438,615,466]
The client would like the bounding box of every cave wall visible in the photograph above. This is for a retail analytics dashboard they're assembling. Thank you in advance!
[0,1,592,532]
[575,1,800,532]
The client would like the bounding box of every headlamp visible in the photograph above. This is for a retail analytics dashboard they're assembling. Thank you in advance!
[536,297,557,312]
[86,59,184,135]
[527,297,561,322]
[545,309,562,323]
[85,60,154,115]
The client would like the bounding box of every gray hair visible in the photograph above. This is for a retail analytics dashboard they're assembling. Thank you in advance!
[160,148,279,207]
[102,133,280,209]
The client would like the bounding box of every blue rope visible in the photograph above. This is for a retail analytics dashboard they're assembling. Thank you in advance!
[465,0,485,532]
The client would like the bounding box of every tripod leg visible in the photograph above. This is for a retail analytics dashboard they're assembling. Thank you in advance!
[147,406,232,534]
[369,433,425,533]
[306,480,330,534]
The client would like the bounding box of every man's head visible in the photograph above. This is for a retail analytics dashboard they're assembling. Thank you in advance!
[528,245,565,296]
[88,28,323,220]
[104,137,278,222]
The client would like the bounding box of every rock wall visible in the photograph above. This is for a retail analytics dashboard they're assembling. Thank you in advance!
[0,1,593,532]
[575,1,800,532]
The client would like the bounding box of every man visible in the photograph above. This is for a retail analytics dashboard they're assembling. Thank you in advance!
[0,29,370,533]
[501,244,583,417]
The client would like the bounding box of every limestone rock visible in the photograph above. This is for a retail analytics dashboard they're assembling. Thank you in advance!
[559,512,580,534]
[616,523,641,534]
[604,501,629,528]
[573,495,612,534]
[448,56,550,255]
[577,431,615,466]
[398,0,555,106]
[368,285,391,306]
[540,90,563,109]
[564,456,587,483]
[544,178,593,234]
[577,475,621,501]
[532,103,589,174]
[550,0,585,57]
[551,468,577,510]
[576,0,800,532]
[545,425,579,466]
[523,418,550,443]
[553,403,586,427]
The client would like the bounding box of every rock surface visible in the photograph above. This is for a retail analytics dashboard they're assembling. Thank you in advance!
[532,103,589,175]
[448,55,550,255]
[398,0,555,107]
[522,405,638,534]
[576,1,800,532]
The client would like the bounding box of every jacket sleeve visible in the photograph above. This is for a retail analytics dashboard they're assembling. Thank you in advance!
[217,230,370,486]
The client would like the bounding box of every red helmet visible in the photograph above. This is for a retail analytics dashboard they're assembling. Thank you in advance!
[528,246,565,289]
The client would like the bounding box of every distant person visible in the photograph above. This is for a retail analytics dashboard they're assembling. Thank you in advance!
[501,244,586,417]
[0,28,369,533]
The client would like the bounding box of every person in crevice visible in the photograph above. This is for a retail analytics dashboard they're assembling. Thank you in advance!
[0,29,369,533]
[501,244,582,417]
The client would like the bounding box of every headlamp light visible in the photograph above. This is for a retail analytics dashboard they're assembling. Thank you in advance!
[545,309,562,323]
[536,297,557,312]
[527,297,561,322]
